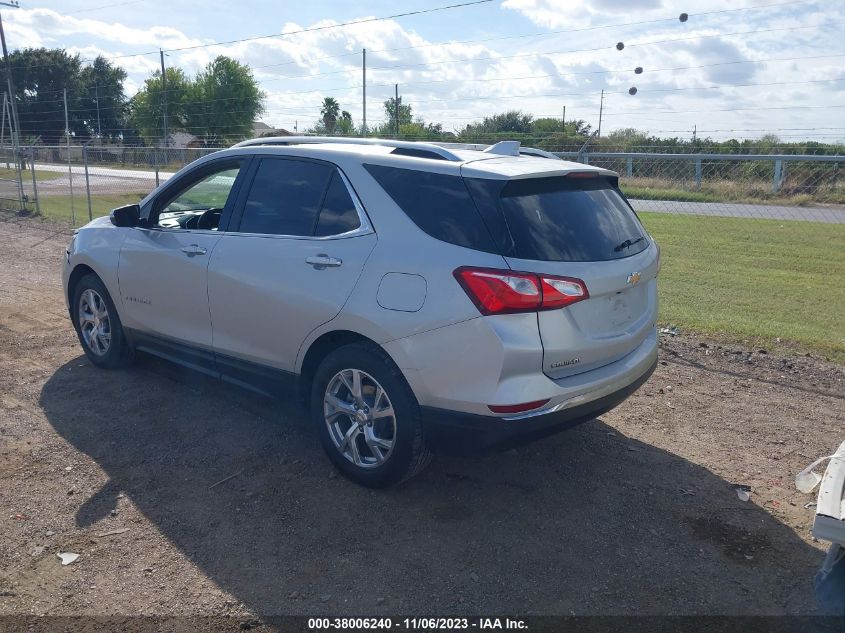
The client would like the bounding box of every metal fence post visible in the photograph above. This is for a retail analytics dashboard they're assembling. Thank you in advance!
[83,143,93,222]
[626,156,633,178]
[694,157,702,190]
[29,144,40,215]
[67,139,75,227]
[772,159,783,193]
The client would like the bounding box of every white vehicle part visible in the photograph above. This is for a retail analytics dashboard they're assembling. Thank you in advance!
[807,439,845,546]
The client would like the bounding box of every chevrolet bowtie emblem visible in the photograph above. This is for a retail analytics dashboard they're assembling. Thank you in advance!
[626,272,641,285]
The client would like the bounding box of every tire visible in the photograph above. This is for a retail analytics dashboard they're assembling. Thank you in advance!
[310,342,431,488]
[71,273,134,369]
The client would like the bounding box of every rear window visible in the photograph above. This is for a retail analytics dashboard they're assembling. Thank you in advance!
[364,164,497,253]
[470,176,649,262]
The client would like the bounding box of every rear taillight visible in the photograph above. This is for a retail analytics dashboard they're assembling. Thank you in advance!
[454,267,588,315]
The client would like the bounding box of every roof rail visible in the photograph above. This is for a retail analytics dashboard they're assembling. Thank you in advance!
[232,136,464,162]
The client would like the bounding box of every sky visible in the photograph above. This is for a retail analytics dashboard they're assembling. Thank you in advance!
[5,0,845,142]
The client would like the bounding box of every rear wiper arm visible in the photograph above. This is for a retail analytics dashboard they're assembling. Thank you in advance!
[614,236,646,252]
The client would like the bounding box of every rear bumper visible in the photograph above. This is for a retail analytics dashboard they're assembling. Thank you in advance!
[421,355,657,453]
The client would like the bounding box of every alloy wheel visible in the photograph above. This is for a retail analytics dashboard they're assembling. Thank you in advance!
[323,368,396,468]
[78,288,111,356]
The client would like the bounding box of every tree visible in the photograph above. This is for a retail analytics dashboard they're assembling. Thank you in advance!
[460,111,534,139]
[8,49,129,144]
[128,67,192,145]
[10,48,83,144]
[336,110,354,135]
[189,56,264,145]
[128,56,264,146]
[320,97,340,134]
[78,56,128,140]
[383,97,412,129]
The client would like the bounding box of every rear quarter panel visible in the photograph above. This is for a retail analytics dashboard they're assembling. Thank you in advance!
[295,159,510,372]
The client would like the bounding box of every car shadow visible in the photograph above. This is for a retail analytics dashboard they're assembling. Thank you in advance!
[39,353,827,616]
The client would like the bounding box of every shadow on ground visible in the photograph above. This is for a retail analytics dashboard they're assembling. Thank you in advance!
[39,353,825,615]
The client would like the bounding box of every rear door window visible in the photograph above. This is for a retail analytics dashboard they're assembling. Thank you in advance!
[237,158,332,236]
[364,164,497,252]
[469,176,648,262]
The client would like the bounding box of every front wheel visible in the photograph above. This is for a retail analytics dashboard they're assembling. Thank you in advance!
[311,343,431,488]
[71,273,133,368]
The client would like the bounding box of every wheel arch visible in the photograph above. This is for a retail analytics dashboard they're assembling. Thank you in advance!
[67,263,98,312]
[297,330,382,402]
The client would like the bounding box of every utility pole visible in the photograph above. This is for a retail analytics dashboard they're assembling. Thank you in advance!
[562,105,566,132]
[64,88,75,225]
[597,89,605,138]
[362,48,366,136]
[0,1,24,210]
[1,92,6,167]
[94,83,101,138]
[394,83,399,138]
[692,124,697,143]
[160,49,168,147]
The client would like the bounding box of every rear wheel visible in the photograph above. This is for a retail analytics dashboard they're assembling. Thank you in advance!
[311,343,430,487]
[71,273,133,368]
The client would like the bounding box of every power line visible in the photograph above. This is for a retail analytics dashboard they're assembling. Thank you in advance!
[251,0,819,72]
[64,0,144,14]
[8,0,821,72]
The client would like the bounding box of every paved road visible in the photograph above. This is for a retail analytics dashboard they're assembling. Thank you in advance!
[630,198,845,224]
[30,162,845,224]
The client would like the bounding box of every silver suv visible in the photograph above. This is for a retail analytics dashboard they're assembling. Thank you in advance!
[62,137,659,487]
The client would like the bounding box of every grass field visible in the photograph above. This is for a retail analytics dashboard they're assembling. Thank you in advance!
[622,175,845,207]
[639,212,845,361]
[34,193,145,223]
[15,195,845,361]
[0,167,64,182]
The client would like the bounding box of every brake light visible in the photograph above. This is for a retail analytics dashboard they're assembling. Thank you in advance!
[540,276,590,308]
[454,267,588,315]
[566,171,599,179]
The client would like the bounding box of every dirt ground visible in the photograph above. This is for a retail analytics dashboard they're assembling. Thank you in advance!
[0,213,843,618]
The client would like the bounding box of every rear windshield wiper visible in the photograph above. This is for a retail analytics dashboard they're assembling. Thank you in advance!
[613,236,646,252]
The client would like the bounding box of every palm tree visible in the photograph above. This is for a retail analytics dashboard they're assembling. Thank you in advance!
[320,97,340,134]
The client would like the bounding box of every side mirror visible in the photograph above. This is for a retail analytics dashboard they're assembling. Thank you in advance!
[110,204,141,228]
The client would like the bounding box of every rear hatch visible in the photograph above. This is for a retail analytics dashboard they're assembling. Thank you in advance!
[465,173,659,380]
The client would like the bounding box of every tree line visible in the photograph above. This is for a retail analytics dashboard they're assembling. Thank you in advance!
[309,96,844,155]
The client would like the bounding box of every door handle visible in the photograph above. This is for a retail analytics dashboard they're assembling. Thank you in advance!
[306,254,342,269]
[181,244,207,256]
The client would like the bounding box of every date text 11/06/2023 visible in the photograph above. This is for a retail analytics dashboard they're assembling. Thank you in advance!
[307,617,528,630]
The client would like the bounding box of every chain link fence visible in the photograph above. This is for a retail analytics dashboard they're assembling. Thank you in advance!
[1,142,842,357]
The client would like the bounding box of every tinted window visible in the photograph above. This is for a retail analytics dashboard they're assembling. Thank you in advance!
[470,176,648,262]
[315,173,361,236]
[364,164,496,252]
[238,159,332,236]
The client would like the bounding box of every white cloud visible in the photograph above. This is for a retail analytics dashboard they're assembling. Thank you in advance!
[4,2,844,141]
